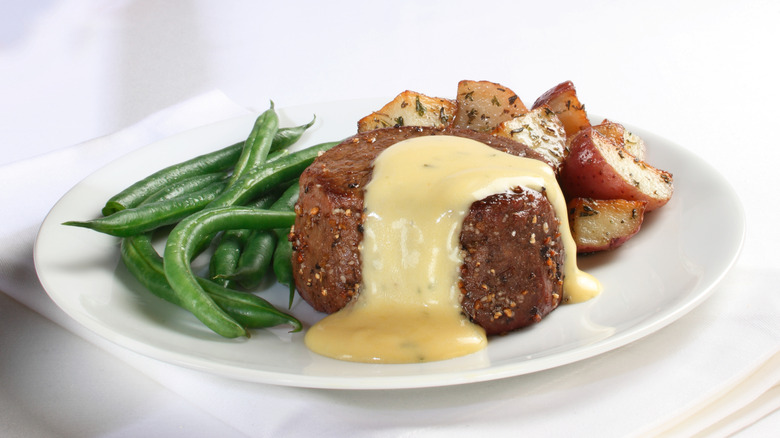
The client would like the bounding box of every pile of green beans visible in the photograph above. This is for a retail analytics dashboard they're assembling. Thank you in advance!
[64,105,338,338]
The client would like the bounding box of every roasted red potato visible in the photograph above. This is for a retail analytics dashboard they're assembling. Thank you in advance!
[567,198,647,253]
[452,80,528,132]
[357,90,456,132]
[532,80,590,138]
[558,127,673,212]
[592,119,647,161]
[492,105,567,173]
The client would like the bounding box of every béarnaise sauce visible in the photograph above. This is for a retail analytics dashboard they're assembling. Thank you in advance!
[304,135,600,363]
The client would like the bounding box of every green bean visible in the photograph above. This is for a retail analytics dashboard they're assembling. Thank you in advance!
[174,147,295,256]
[121,233,301,332]
[208,229,246,288]
[262,182,299,306]
[64,180,228,237]
[191,180,295,260]
[224,182,300,290]
[83,144,294,239]
[273,235,296,308]
[265,148,290,162]
[230,231,277,289]
[142,172,228,204]
[227,105,278,189]
[208,192,281,288]
[271,182,301,306]
[101,116,314,217]
[208,287,300,330]
[270,115,315,152]
[102,142,243,216]
[208,140,339,209]
[163,207,296,338]
[269,180,300,214]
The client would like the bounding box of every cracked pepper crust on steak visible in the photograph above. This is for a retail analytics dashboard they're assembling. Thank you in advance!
[290,126,565,335]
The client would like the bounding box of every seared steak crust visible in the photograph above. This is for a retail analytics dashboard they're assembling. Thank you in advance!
[290,126,563,333]
[459,190,564,334]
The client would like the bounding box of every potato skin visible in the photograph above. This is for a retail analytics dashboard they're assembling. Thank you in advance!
[453,80,528,132]
[357,90,456,133]
[558,128,673,211]
[532,80,590,137]
[592,119,646,161]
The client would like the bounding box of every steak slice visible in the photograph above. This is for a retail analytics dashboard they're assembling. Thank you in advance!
[459,190,564,334]
[290,126,564,334]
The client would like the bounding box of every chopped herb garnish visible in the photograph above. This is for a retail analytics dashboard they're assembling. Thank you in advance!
[439,107,450,124]
[415,97,425,117]
[579,204,598,217]
[467,108,478,124]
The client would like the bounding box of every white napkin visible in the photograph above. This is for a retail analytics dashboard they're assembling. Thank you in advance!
[1,92,778,437]
[0,89,252,322]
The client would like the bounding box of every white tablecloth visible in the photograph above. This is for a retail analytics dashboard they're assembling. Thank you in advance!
[2,1,779,437]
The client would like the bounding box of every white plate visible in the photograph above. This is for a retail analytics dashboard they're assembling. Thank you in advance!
[34,99,745,390]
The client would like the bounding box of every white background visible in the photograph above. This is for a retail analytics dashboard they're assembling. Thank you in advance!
[1,1,779,437]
